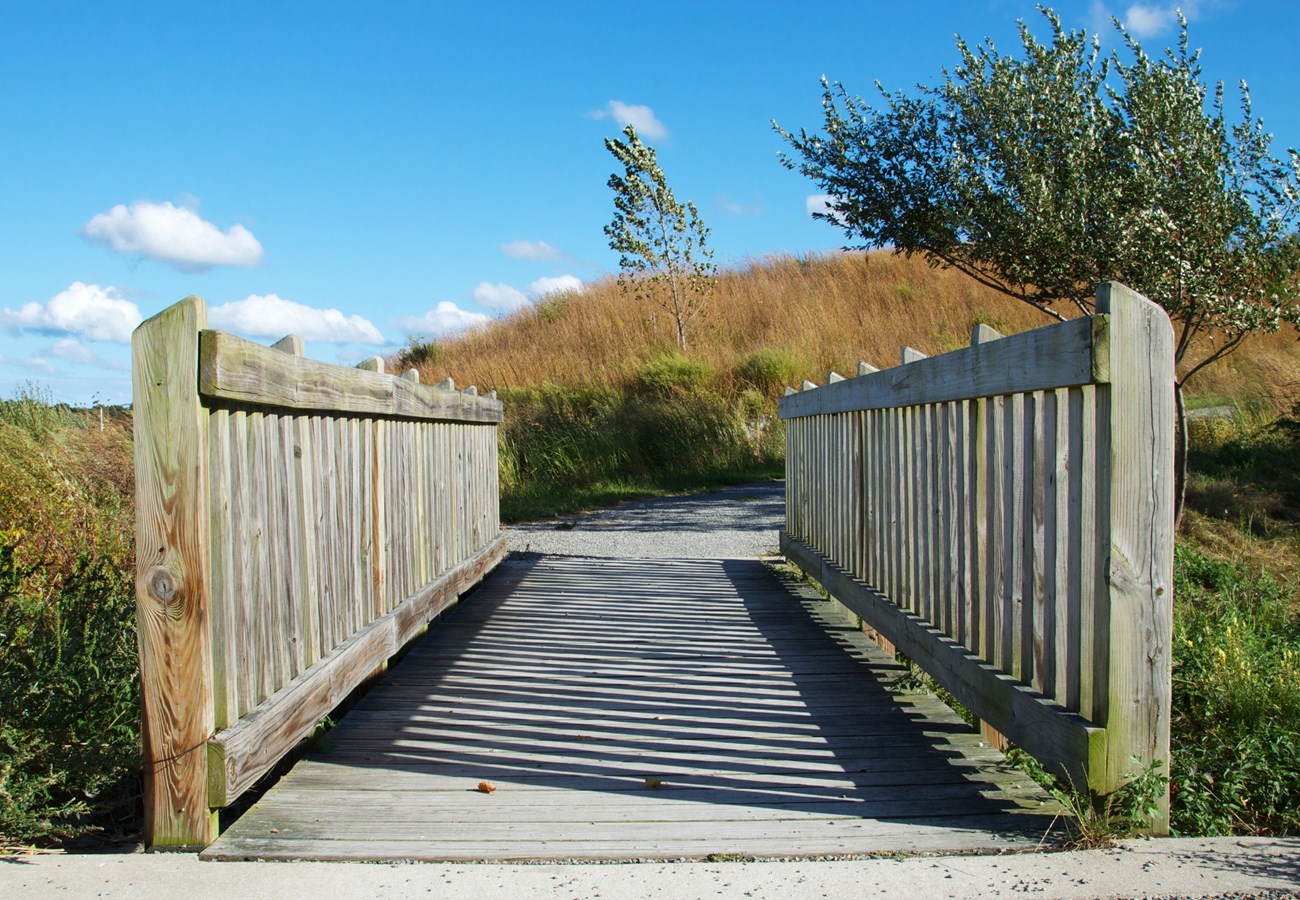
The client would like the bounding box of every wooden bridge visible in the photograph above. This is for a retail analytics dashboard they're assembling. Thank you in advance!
[132,284,1173,858]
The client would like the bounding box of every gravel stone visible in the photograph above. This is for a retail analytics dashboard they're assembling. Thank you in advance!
[504,480,784,559]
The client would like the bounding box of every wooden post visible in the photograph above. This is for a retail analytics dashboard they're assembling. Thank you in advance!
[133,296,216,849]
[1095,281,1175,831]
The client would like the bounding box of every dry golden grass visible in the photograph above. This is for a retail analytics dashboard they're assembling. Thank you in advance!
[403,252,1050,393]
[402,250,1300,415]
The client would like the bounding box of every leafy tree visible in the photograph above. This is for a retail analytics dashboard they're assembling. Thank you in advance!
[775,8,1300,523]
[605,125,717,351]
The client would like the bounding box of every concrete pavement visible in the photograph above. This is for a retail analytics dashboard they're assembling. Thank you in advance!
[4,837,1298,899]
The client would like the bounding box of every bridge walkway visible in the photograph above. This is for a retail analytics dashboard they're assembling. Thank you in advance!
[203,547,1061,861]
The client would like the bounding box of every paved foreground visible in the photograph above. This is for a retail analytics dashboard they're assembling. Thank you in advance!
[4,837,1298,899]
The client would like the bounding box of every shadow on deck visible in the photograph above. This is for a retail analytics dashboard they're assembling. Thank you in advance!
[202,554,1063,862]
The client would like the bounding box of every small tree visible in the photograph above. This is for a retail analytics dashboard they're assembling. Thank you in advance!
[605,125,716,351]
[775,8,1300,522]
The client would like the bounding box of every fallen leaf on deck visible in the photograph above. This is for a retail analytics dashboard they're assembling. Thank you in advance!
[644,777,663,789]
[477,781,497,794]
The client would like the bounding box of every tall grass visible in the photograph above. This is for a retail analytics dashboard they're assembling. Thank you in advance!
[0,393,138,844]
[405,253,1058,393]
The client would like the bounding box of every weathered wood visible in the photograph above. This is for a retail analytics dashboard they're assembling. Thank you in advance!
[1095,282,1174,827]
[780,283,1172,823]
[782,533,1104,787]
[204,556,1059,862]
[779,315,1099,418]
[198,330,502,423]
[207,534,507,807]
[132,297,215,849]
[134,296,506,848]
[271,334,305,356]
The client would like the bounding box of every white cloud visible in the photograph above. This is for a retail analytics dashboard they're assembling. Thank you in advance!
[209,294,386,345]
[48,338,94,364]
[720,198,764,217]
[393,302,490,338]
[0,281,142,343]
[1123,3,1176,36]
[529,275,582,297]
[472,281,530,311]
[501,240,568,262]
[806,194,834,217]
[591,100,669,140]
[807,194,853,228]
[82,200,264,272]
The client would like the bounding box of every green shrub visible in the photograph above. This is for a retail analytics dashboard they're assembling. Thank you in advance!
[735,347,797,396]
[397,340,444,370]
[635,352,713,398]
[0,413,138,844]
[0,550,139,843]
[1170,545,1300,835]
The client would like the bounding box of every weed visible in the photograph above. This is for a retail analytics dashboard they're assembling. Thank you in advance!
[1007,749,1168,847]
[397,341,444,371]
[735,346,798,397]
[888,655,975,727]
[535,292,572,323]
[1169,545,1300,835]
[0,383,76,443]
[635,352,713,398]
[971,309,1012,336]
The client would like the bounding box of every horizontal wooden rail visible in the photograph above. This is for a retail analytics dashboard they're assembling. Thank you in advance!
[779,314,1106,417]
[778,282,1173,830]
[134,296,505,849]
[200,329,503,422]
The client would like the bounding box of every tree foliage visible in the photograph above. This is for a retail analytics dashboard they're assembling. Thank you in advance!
[775,8,1300,389]
[605,125,716,351]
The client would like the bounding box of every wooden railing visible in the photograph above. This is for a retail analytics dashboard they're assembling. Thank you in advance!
[133,296,506,848]
[779,282,1174,829]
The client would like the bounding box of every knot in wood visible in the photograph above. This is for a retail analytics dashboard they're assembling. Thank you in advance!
[149,566,177,604]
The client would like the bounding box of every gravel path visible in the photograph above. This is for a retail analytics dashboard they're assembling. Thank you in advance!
[504,480,784,559]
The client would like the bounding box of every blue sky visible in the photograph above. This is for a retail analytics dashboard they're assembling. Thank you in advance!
[2,0,1296,404]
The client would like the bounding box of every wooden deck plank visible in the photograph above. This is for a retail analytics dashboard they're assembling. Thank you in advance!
[203,555,1060,861]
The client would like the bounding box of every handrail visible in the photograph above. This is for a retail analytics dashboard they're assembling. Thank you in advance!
[778,282,1174,831]
[133,296,505,848]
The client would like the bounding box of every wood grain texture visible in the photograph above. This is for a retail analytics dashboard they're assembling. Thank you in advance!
[198,329,503,423]
[203,556,1060,862]
[1096,281,1175,829]
[779,315,1099,418]
[132,296,215,849]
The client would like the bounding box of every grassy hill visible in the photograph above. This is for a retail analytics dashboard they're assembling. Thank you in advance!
[396,250,1300,520]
